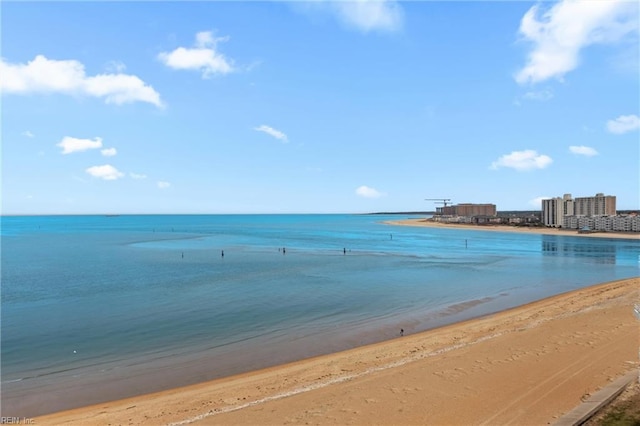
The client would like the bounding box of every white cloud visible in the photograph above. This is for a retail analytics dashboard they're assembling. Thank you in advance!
[529,196,550,208]
[490,150,553,171]
[292,0,403,33]
[57,136,103,154]
[356,185,385,198]
[85,164,124,180]
[157,181,171,189]
[105,60,126,73]
[158,31,234,78]
[101,147,117,157]
[332,0,404,33]
[515,0,638,84]
[569,145,598,156]
[0,55,163,107]
[83,74,164,106]
[255,125,289,143]
[522,89,554,101]
[22,130,35,138]
[130,172,147,179]
[606,114,640,134]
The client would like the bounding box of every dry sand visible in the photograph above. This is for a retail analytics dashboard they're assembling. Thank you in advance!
[386,218,640,240]
[36,277,639,425]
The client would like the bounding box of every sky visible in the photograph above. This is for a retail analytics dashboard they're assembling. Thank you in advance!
[2,0,639,215]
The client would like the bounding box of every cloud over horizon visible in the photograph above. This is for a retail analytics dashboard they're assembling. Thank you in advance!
[515,0,638,84]
[355,185,385,198]
[254,125,289,143]
[569,145,598,156]
[85,164,124,180]
[0,55,163,107]
[57,136,103,154]
[607,114,640,134]
[293,0,403,34]
[490,149,553,171]
[101,147,117,157]
[333,0,404,33]
[523,89,554,101]
[158,31,234,78]
[529,196,551,208]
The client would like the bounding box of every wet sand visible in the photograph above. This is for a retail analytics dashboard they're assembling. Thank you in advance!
[36,277,639,425]
[386,218,640,240]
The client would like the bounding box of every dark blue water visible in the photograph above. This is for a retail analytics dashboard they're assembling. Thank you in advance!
[2,214,638,416]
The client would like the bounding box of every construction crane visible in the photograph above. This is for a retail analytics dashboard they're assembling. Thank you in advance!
[425,198,452,207]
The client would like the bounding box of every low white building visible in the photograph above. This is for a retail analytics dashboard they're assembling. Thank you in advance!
[563,215,640,232]
[432,215,472,224]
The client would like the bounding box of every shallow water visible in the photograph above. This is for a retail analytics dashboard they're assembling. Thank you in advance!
[2,214,638,416]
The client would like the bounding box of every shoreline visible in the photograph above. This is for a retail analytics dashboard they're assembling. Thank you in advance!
[35,277,640,425]
[386,218,640,240]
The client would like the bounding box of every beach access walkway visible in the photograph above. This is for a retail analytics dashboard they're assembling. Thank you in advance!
[555,370,638,426]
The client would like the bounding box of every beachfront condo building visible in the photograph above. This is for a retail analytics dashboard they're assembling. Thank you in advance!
[563,214,640,232]
[542,194,574,227]
[542,193,617,228]
[573,193,616,216]
[436,203,497,217]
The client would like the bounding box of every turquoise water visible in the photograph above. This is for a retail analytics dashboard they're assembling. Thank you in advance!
[2,214,638,416]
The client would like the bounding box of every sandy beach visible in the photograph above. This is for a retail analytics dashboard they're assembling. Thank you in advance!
[386,218,640,240]
[35,277,639,425]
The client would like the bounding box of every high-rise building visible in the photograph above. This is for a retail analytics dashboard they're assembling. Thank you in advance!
[542,194,573,227]
[542,193,616,228]
[574,193,616,216]
[436,203,496,216]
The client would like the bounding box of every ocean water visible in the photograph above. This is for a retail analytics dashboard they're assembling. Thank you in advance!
[1,214,639,417]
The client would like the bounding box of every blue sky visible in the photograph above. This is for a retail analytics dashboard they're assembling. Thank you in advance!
[2,1,639,214]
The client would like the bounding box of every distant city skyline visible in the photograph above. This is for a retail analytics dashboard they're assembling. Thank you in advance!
[2,1,639,215]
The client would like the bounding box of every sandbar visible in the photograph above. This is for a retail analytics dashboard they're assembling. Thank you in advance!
[36,277,639,425]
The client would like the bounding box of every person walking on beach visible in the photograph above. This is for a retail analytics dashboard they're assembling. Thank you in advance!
[400,328,404,337]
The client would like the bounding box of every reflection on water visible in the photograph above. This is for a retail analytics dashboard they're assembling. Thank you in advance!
[542,235,617,264]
